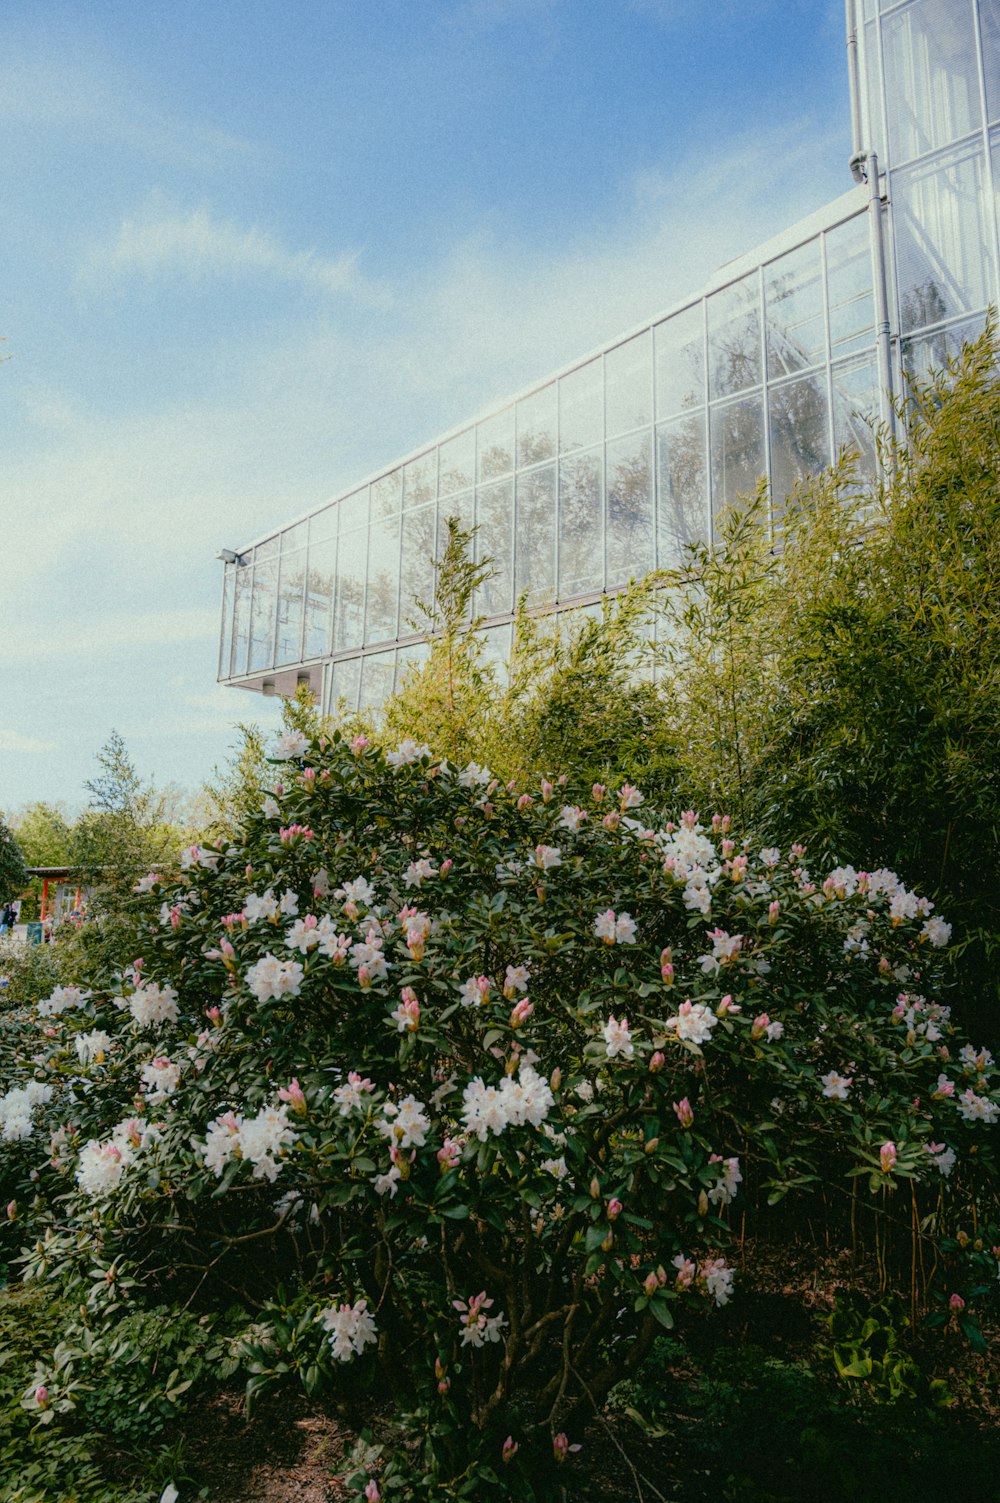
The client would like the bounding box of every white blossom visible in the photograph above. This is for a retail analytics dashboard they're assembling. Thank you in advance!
[245,954,305,1004]
[317,1300,378,1361]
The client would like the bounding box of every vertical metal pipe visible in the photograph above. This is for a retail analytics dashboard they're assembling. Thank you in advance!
[867,151,898,442]
[845,0,865,167]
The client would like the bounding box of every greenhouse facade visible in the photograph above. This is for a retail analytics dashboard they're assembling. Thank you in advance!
[217,0,1000,714]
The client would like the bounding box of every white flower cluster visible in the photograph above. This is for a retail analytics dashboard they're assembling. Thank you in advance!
[558,805,587,832]
[701,1256,736,1306]
[0,1079,53,1141]
[179,844,221,872]
[377,1095,432,1150]
[926,1142,957,1177]
[127,982,181,1029]
[245,954,305,1003]
[665,1002,718,1046]
[404,858,438,888]
[593,909,637,945]
[139,1057,182,1105]
[317,1299,378,1361]
[76,1118,160,1197]
[37,985,91,1018]
[891,992,951,1042]
[461,1064,554,1141]
[201,1102,297,1182]
[959,1044,994,1075]
[245,888,299,922]
[656,817,720,915]
[697,928,743,974]
[386,738,431,768]
[332,1071,375,1115]
[75,1030,113,1066]
[454,1291,507,1347]
[284,914,350,957]
[271,730,310,760]
[708,1155,742,1207]
[603,1015,635,1059]
[458,761,491,788]
[957,1089,999,1124]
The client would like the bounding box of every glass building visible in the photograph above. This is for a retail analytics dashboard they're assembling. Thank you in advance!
[217,0,1000,715]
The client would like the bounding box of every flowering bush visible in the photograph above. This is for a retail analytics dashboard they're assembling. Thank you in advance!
[2,730,998,1499]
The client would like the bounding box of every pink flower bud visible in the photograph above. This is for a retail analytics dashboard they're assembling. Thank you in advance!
[649,1050,665,1073]
[502,1435,519,1464]
[591,783,606,804]
[553,1433,569,1463]
[602,811,620,830]
[751,1014,770,1041]
[879,1141,897,1174]
[278,1078,308,1116]
[673,1097,694,1129]
[549,1066,561,1092]
[509,998,534,1028]
[6,1201,15,1221]
[768,900,781,923]
[590,1177,601,1199]
[540,779,554,803]
[357,963,372,989]
[607,1197,623,1220]
[364,1481,381,1502]
[949,1293,965,1312]
[34,1385,49,1409]
[440,859,453,876]
[517,793,533,810]
[350,734,370,754]
[721,838,735,858]
[643,1271,659,1297]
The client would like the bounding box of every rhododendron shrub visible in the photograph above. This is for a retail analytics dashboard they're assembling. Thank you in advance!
[2,731,998,1499]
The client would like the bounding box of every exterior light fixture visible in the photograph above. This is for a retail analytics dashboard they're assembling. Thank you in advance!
[261,679,276,696]
[217,549,240,564]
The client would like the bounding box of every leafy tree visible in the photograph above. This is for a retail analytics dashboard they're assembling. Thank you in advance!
[0,818,27,905]
[9,803,75,869]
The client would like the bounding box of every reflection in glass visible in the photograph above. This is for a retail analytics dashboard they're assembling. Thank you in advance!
[515,466,557,604]
[517,383,557,466]
[656,412,709,567]
[439,429,476,496]
[403,453,436,511]
[248,558,278,673]
[605,331,652,438]
[480,624,512,686]
[655,303,705,419]
[707,274,762,399]
[254,537,279,563]
[768,375,831,509]
[477,408,514,481]
[330,655,362,714]
[275,549,306,665]
[304,538,337,658]
[710,394,766,520]
[339,487,369,535]
[895,146,993,333]
[559,358,603,453]
[360,652,396,713]
[231,565,251,677]
[281,520,308,553]
[366,512,401,644]
[765,240,825,377]
[826,214,875,358]
[860,18,886,164]
[400,504,437,632]
[883,0,980,164]
[309,502,340,544]
[333,525,367,652]
[372,470,402,520]
[606,431,653,587]
[395,640,430,692]
[982,0,1000,124]
[558,449,603,598]
[831,354,880,480]
[219,565,233,680]
[437,491,475,621]
[476,480,514,616]
[901,315,984,384]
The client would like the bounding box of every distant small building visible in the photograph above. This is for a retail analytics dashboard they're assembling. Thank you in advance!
[25,868,95,928]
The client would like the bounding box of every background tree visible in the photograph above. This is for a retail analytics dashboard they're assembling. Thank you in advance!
[8,802,75,869]
[0,818,27,905]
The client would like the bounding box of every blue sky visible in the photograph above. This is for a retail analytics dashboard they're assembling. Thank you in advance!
[2,0,850,815]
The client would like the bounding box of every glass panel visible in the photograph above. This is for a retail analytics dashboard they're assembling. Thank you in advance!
[516,383,557,466]
[831,353,880,481]
[605,431,654,588]
[274,548,306,666]
[768,374,831,509]
[656,412,709,568]
[476,479,514,616]
[332,525,367,652]
[218,565,233,681]
[281,520,308,553]
[515,465,557,605]
[439,428,476,496]
[330,655,362,715]
[710,394,766,520]
[559,357,603,453]
[371,469,402,520]
[707,273,762,399]
[403,453,437,511]
[558,447,604,599]
[360,651,396,713]
[605,331,652,438]
[895,144,994,333]
[436,490,475,619]
[304,537,337,658]
[395,640,430,691]
[860,18,887,165]
[765,239,826,377]
[883,0,980,164]
[477,408,514,481]
[655,303,705,419]
[339,487,369,535]
[479,623,512,687]
[982,0,1000,124]
[901,314,986,384]
[365,512,400,643]
[253,537,279,563]
[826,214,876,357]
[248,558,277,673]
[231,564,251,677]
[399,503,437,632]
[309,502,340,544]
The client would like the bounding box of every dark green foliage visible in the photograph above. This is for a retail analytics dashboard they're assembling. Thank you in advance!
[0,819,28,906]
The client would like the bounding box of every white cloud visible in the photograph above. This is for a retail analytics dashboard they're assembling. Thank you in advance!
[0,730,57,755]
[82,196,388,305]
